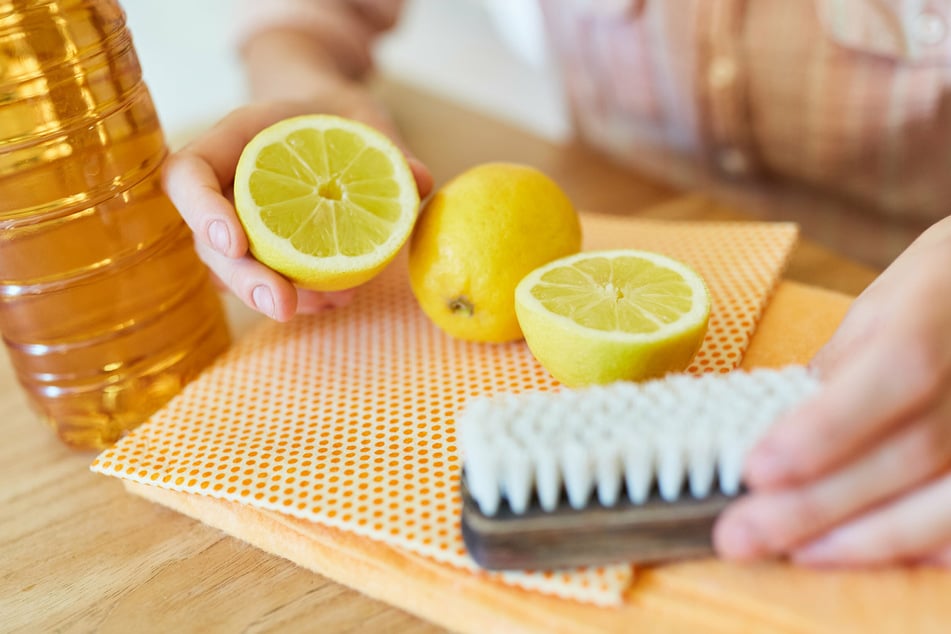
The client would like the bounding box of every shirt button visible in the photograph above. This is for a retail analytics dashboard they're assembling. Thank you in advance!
[708,57,737,89]
[718,148,749,176]
[914,11,947,46]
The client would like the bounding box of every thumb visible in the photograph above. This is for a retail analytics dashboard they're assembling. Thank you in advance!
[346,99,433,199]
[810,299,879,378]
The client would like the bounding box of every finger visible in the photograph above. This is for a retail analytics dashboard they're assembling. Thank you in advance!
[808,300,877,378]
[408,157,434,198]
[195,241,298,322]
[330,94,434,199]
[790,470,951,566]
[164,105,308,258]
[184,103,312,183]
[745,339,939,489]
[295,287,357,314]
[164,152,248,259]
[356,111,433,198]
[921,544,951,567]
[168,105,431,257]
[715,401,951,560]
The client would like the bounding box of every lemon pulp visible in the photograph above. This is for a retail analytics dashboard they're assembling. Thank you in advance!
[234,115,419,291]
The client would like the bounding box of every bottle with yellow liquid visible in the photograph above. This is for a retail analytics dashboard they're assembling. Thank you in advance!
[0,0,230,448]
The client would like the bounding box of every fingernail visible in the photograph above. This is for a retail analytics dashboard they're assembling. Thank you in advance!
[716,518,765,560]
[252,285,275,318]
[209,220,231,255]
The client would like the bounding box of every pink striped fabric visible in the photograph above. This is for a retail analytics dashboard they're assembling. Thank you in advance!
[236,0,951,265]
[541,0,951,265]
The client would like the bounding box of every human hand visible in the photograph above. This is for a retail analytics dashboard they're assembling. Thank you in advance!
[163,96,433,322]
[714,218,951,567]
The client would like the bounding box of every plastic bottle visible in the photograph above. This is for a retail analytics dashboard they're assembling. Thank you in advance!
[0,0,230,448]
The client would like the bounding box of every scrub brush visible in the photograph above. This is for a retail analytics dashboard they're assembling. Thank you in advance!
[457,365,819,570]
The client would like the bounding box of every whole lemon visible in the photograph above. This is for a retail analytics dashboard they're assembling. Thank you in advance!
[408,163,582,342]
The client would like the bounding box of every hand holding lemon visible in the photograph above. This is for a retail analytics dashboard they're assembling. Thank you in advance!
[164,104,431,322]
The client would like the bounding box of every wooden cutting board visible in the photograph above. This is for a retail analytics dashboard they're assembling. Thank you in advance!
[125,281,951,633]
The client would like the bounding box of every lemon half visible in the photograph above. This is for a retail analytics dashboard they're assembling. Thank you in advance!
[234,115,419,291]
[515,249,711,386]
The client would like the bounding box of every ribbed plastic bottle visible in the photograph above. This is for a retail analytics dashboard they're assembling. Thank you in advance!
[0,0,231,448]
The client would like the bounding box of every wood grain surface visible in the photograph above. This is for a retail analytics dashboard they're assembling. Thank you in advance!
[0,80,881,633]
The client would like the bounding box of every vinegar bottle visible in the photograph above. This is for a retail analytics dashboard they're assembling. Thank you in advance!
[0,0,231,448]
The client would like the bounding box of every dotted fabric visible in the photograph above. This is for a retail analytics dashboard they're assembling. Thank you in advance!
[91,214,798,606]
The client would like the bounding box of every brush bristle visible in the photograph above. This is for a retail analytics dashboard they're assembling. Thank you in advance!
[458,366,819,516]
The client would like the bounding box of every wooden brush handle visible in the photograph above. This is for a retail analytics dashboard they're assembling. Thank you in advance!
[460,476,735,571]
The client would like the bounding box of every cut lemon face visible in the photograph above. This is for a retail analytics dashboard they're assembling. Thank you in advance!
[514,249,711,386]
[233,115,419,291]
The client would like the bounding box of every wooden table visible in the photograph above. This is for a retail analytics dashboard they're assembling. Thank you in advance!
[0,81,879,633]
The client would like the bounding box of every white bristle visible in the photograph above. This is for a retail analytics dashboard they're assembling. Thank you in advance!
[532,447,562,511]
[687,429,717,498]
[622,438,653,504]
[460,415,500,515]
[656,432,686,501]
[621,433,654,504]
[561,442,594,509]
[716,434,745,496]
[457,366,819,516]
[471,467,501,516]
[502,445,533,514]
[594,442,622,506]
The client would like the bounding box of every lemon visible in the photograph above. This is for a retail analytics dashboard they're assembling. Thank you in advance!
[515,249,711,386]
[408,163,582,342]
[233,114,419,291]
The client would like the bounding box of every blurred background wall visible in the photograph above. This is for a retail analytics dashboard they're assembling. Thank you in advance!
[121,0,571,144]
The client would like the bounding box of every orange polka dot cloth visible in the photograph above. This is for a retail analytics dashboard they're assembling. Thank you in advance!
[92,214,798,606]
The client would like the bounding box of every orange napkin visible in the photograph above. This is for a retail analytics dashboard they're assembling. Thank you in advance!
[92,214,798,605]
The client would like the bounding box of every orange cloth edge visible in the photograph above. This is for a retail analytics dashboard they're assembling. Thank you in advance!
[739,280,852,369]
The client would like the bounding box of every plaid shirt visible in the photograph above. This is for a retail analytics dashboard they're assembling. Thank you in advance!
[236,0,951,266]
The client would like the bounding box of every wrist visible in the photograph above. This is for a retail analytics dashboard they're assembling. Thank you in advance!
[234,0,377,80]
[243,29,359,103]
